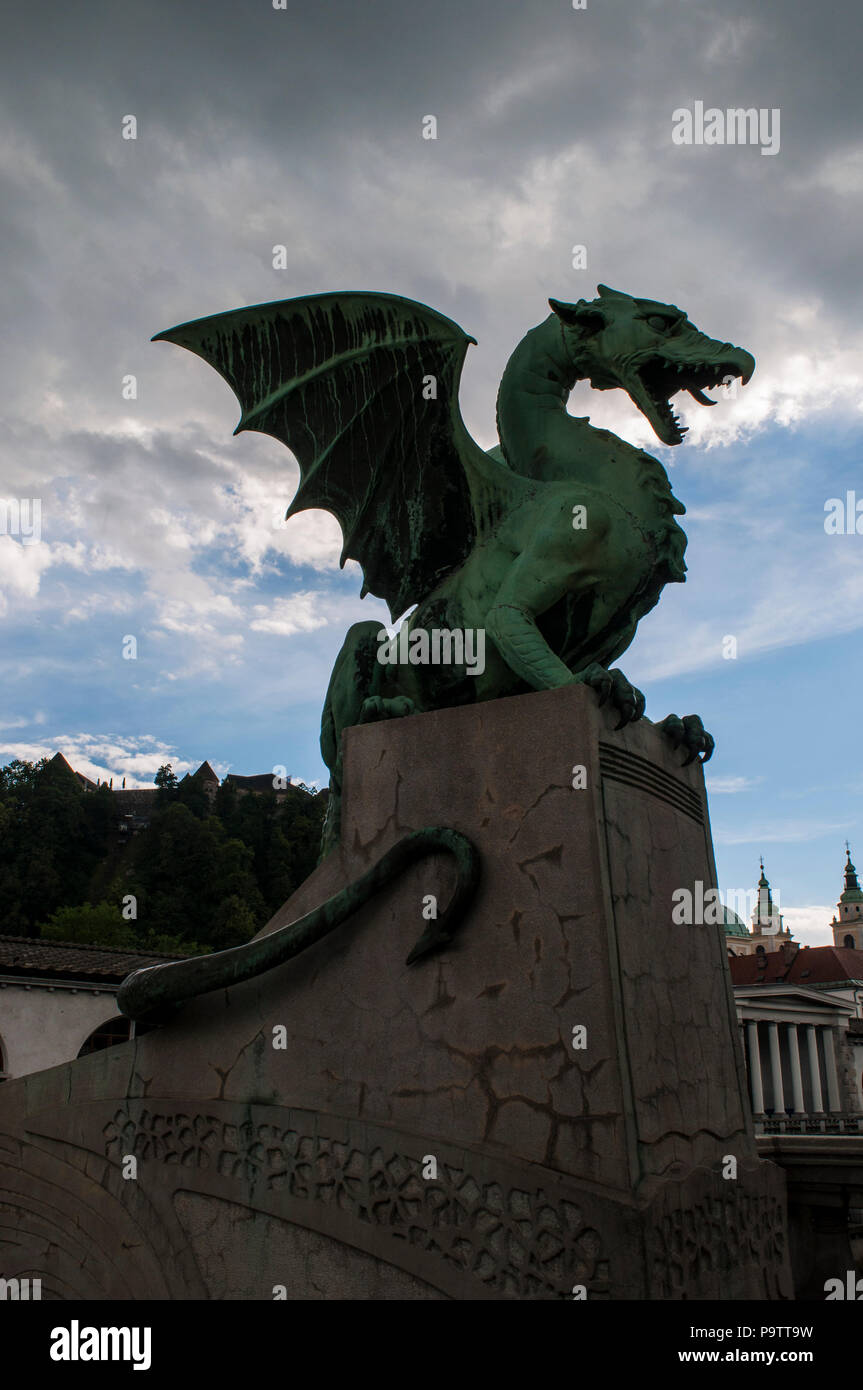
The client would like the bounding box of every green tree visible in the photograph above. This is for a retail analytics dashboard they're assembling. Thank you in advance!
[37,899,206,956]
[154,763,179,807]
[123,804,266,948]
[39,900,137,947]
[0,757,326,952]
[176,773,209,820]
[0,757,113,934]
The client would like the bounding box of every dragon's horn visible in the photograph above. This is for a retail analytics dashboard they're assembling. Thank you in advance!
[549,298,605,332]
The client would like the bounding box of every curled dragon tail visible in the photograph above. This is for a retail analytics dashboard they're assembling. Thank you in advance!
[117,827,481,1024]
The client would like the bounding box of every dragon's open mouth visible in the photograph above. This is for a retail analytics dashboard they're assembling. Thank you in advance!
[629,354,753,446]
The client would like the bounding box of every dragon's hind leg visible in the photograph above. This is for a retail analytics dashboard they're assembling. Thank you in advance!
[319,622,416,858]
[320,621,380,857]
[358,695,416,723]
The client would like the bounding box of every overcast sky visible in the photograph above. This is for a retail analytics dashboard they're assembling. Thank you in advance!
[1,0,862,942]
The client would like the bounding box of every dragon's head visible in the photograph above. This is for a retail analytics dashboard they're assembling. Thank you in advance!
[549,285,754,446]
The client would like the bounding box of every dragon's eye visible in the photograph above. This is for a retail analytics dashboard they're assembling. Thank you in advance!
[646,315,673,332]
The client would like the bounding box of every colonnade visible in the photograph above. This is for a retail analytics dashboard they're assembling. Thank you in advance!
[745,1019,841,1115]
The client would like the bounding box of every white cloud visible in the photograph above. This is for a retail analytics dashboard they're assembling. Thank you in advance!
[0,733,196,788]
[714,820,848,847]
[0,536,84,601]
[63,591,136,623]
[782,906,836,948]
[792,144,863,198]
[633,517,863,683]
[706,775,761,795]
[704,18,760,63]
[249,593,332,637]
[0,712,46,730]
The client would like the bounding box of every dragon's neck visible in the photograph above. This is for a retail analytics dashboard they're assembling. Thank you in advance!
[496,314,582,471]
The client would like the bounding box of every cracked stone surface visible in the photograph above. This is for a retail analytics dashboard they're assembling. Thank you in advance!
[99,682,754,1185]
[0,683,792,1299]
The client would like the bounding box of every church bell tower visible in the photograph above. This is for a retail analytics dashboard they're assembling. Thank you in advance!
[831,845,863,949]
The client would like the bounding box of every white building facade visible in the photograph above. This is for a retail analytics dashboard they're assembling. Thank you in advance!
[0,937,176,1080]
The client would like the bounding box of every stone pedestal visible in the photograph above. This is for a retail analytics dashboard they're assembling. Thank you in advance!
[0,685,791,1299]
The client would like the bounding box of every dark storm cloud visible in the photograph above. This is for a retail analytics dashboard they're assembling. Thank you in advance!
[1,0,862,678]
[2,0,861,405]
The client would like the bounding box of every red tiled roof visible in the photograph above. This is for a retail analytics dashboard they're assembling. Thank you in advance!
[730,945,863,988]
[0,935,185,982]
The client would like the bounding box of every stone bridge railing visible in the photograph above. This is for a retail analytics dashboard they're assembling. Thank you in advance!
[756,1114,861,1136]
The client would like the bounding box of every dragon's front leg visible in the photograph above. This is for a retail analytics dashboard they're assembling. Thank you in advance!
[486,601,578,691]
[654,713,715,765]
[571,661,646,729]
[487,596,713,759]
[486,603,645,728]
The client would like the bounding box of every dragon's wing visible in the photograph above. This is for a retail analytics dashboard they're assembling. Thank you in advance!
[154,291,491,619]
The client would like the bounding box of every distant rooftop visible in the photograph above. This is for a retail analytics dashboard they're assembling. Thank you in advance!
[0,934,186,984]
[191,760,219,784]
[730,944,863,989]
[49,751,98,792]
[225,772,288,793]
[44,753,296,798]
[113,789,157,811]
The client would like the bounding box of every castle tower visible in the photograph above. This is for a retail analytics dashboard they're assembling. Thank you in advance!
[738,860,794,955]
[723,861,796,956]
[190,760,220,803]
[831,845,863,949]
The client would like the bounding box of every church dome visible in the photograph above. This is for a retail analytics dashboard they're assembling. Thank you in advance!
[722,905,749,938]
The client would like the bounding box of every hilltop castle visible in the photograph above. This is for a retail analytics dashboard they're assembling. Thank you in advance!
[48,752,295,836]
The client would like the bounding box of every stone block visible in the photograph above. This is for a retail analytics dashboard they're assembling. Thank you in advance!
[0,685,791,1298]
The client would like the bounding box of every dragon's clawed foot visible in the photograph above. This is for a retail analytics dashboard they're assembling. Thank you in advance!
[358,695,416,724]
[579,663,645,729]
[656,713,715,765]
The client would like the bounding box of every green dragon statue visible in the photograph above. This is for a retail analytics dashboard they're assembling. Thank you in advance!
[116,285,753,1021]
[154,284,754,856]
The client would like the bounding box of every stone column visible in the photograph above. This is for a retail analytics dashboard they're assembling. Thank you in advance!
[806,1024,824,1114]
[768,1021,785,1113]
[787,1023,805,1114]
[747,1020,764,1114]
[823,1026,841,1113]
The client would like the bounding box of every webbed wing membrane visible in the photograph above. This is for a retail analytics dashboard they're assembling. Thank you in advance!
[154,292,485,618]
